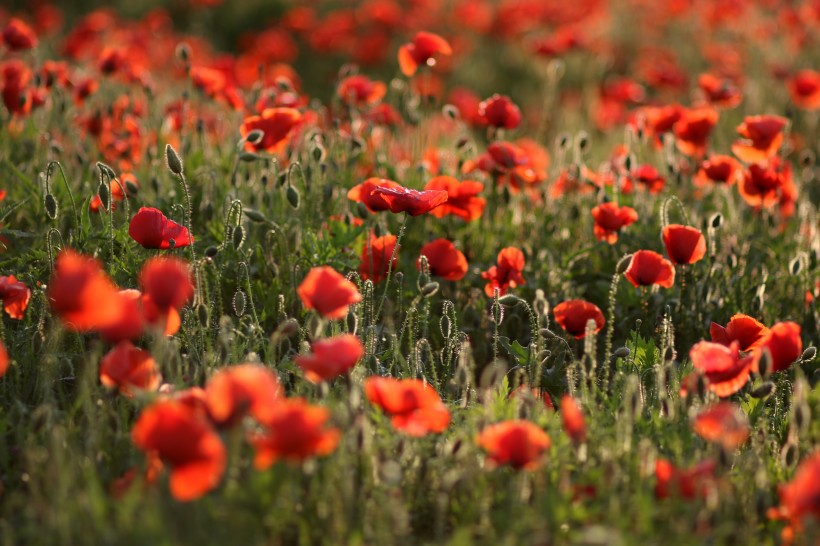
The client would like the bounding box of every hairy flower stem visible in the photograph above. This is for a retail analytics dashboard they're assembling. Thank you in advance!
[374,212,407,322]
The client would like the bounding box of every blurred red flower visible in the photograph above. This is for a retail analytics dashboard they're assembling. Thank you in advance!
[788,70,820,110]
[674,107,719,157]
[692,402,749,449]
[694,155,741,187]
[655,458,716,500]
[476,420,551,470]
[481,247,525,297]
[359,233,398,283]
[591,202,638,243]
[662,224,706,265]
[689,341,753,397]
[364,377,450,436]
[139,257,194,336]
[424,176,485,221]
[205,364,283,427]
[731,115,788,163]
[297,266,361,319]
[478,94,522,129]
[755,321,802,373]
[560,395,587,444]
[348,178,402,212]
[336,74,386,106]
[2,18,38,51]
[0,275,30,320]
[697,73,742,108]
[709,313,770,352]
[553,300,605,339]
[240,107,302,154]
[100,341,161,397]
[398,31,452,76]
[295,334,364,383]
[418,239,468,281]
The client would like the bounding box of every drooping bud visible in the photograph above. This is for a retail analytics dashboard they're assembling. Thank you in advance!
[165,143,184,175]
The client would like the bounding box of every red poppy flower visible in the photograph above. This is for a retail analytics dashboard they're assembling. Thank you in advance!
[731,115,788,163]
[205,364,283,427]
[738,160,792,209]
[0,275,30,319]
[788,70,820,110]
[756,321,802,373]
[251,398,340,469]
[97,46,127,75]
[655,458,717,500]
[2,60,32,116]
[368,185,448,216]
[0,340,8,378]
[129,207,193,250]
[697,73,742,108]
[139,257,194,336]
[347,178,403,212]
[631,164,665,194]
[336,74,386,106]
[689,341,754,397]
[591,202,638,243]
[297,266,361,319]
[398,31,452,76]
[99,289,145,343]
[694,155,741,187]
[692,402,749,449]
[560,395,587,444]
[418,239,468,281]
[359,233,398,283]
[674,107,719,157]
[639,104,684,143]
[100,341,161,397]
[476,420,551,470]
[662,224,706,265]
[447,87,483,126]
[478,94,522,130]
[481,247,525,297]
[295,334,364,383]
[47,250,124,332]
[623,250,675,288]
[769,451,820,539]
[424,176,485,221]
[2,18,38,51]
[553,300,605,339]
[709,313,770,352]
[364,377,450,436]
[131,400,226,502]
[240,107,302,154]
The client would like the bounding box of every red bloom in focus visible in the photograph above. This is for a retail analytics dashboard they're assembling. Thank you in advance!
[398,31,452,77]
[359,234,398,283]
[591,202,638,243]
[553,300,605,339]
[336,74,386,106]
[2,18,38,51]
[478,94,522,130]
[418,239,468,281]
[297,266,361,319]
[788,70,820,111]
[697,73,742,108]
[240,107,302,154]
[756,321,802,373]
[132,400,226,502]
[0,275,30,319]
[623,250,675,288]
[424,176,485,221]
[369,185,448,216]
[139,257,194,336]
[347,178,402,212]
[689,341,754,397]
[694,155,741,187]
[476,420,551,470]
[251,398,340,469]
[47,250,123,331]
[674,107,719,157]
[129,207,193,250]
[692,402,749,449]
[709,313,770,352]
[631,165,665,194]
[655,458,717,500]
[560,395,587,444]
[731,115,788,163]
[295,334,364,383]
[364,377,450,436]
[100,341,161,397]
[768,451,820,542]
[662,224,706,265]
[481,247,525,297]
[205,364,283,427]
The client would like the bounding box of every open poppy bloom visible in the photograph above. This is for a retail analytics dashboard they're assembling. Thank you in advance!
[694,155,741,187]
[418,239,468,281]
[100,341,161,397]
[623,250,675,288]
[553,300,605,339]
[240,107,302,154]
[692,402,749,449]
[359,233,398,283]
[347,178,403,212]
[139,257,194,336]
[688,341,754,397]
[132,399,226,502]
[476,420,551,470]
[336,74,386,106]
[297,266,361,319]
[788,70,820,110]
[709,313,770,352]
[0,275,30,319]
[560,395,587,444]
[398,31,452,76]
[2,18,38,51]
[478,94,522,130]
[631,165,665,194]
[205,364,283,427]
[697,73,742,109]
[591,202,638,243]
[481,247,525,297]
[662,224,706,264]
[673,107,719,157]
[364,377,451,436]
[368,185,448,216]
[47,250,124,332]
[424,176,485,221]
[738,160,792,209]
[755,321,802,373]
[251,398,340,469]
[655,458,717,500]
[731,115,788,163]
[295,334,364,383]
[768,451,820,543]
[99,289,146,343]
[129,207,192,249]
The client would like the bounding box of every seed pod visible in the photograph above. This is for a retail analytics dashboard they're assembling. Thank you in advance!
[794,404,811,433]
[204,246,219,258]
[442,104,459,120]
[613,346,631,359]
[232,289,247,317]
[97,180,110,211]
[802,346,817,362]
[421,282,440,298]
[347,311,358,335]
[196,304,209,327]
[232,225,245,250]
[781,442,799,468]
[276,318,299,337]
[498,294,521,307]
[355,202,369,219]
[710,213,723,229]
[245,129,264,145]
[757,349,772,378]
[557,132,571,150]
[576,131,590,152]
[165,144,184,175]
[750,381,775,399]
[540,328,557,338]
[175,42,191,63]
[286,185,300,209]
[790,256,803,276]
[44,193,59,220]
[243,209,266,223]
[617,254,633,274]
[125,179,139,196]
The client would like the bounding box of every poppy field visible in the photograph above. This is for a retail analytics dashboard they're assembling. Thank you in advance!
[1,0,820,544]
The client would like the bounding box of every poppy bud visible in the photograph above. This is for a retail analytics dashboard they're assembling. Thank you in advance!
[757,348,772,378]
[709,213,723,229]
[44,193,59,220]
[204,246,218,258]
[346,311,358,335]
[232,225,245,250]
[355,202,369,219]
[421,282,440,298]
[624,153,634,171]
[97,181,110,211]
[576,132,589,153]
[233,289,246,317]
[125,179,139,196]
[802,346,817,362]
[616,254,633,274]
[498,294,521,307]
[442,104,459,120]
[286,186,300,209]
[557,132,571,150]
[165,144,184,175]
[799,149,815,167]
[790,256,803,276]
[613,346,631,359]
[175,42,191,63]
[750,381,775,399]
[196,304,209,327]
[540,328,557,338]
[781,442,799,468]
[243,209,266,223]
[794,404,810,433]
[696,374,707,401]
[276,318,299,337]
[245,129,264,145]
[456,137,470,150]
